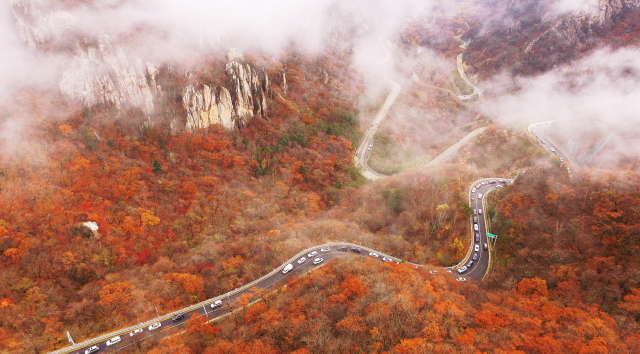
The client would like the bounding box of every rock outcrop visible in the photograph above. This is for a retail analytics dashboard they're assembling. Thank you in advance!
[59,35,156,114]
[183,49,271,132]
[13,1,272,131]
[183,85,235,131]
[12,1,157,115]
[11,0,75,49]
[526,0,640,53]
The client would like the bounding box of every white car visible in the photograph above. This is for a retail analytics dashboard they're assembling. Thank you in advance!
[457,266,467,273]
[473,208,477,215]
[320,247,330,253]
[472,188,476,193]
[474,224,479,231]
[313,257,323,265]
[456,277,467,282]
[382,256,393,262]
[85,346,99,354]
[474,244,480,252]
[282,264,293,274]
[308,251,318,257]
[149,322,161,331]
[130,328,143,337]
[496,185,503,188]
[106,336,121,346]
[211,300,223,309]
[369,252,379,258]
[297,257,307,264]
[478,209,483,214]
[477,193,483,199]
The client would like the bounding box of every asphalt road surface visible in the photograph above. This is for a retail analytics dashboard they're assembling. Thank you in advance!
[52,245,405,354]
[53,173,508,353]
[56,110,575,354]
[456,53,481,100]
[353,80,401,181]
[528,121,576,177]
[448,178,512,282]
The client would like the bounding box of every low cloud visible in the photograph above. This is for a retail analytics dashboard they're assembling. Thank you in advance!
[1,0,452,98]
[480,47,640,168]
[550,0,591,15]
[0,0,450,159]
[0,4,64,99]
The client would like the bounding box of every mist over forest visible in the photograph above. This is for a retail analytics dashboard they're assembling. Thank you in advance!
[2,1,640,353]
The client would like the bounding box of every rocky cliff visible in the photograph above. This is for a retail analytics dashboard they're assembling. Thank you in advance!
[183,84,235,131]
[526,0,640,54]
[12,0,271,131]
[11,0,75,49]
[464,0,640,77]
[183,50,271,132]
[59,35,156,114]
[12,0,157,115]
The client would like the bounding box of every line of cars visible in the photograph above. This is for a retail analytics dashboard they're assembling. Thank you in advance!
[458,215,483,275]
[535,133,572,176]
[78,243,421,354]
[283,248,332,274]
[283,246,398,275]
[457,181,506,277]
[79,300,220,354]
[344,246,396,262]
[471,179,507,199]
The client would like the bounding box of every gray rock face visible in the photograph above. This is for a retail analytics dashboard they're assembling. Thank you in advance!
[183,84,235,131]
[282,71,287,96]
[183,50,271,132]
[59,35,155,114]
[225,60,270,126]
[12,0,157,115]
[11,0,75,49]
[526,0,640,53]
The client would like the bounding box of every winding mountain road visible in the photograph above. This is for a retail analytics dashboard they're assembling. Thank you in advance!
[50,243,407,354]
[353,80,401,180]
[50,56,578,354]
[54,172,513,354]
[528,121,577,177]
[456,53,481,100]
[447,178,512,281]
[52,121,570,354]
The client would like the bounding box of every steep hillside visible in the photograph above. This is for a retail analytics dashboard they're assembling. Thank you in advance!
[139,259,635,353]
[0,45,366,353]
[458,125,544,176]
[401,0,640,78]
[466,0,640,77]
[3,1,640,353]
[486,166,640,317]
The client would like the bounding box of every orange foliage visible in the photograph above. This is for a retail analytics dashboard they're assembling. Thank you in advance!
[165,273,205,298]
[98,282,135,308]
[516,277,550,297]
[335,315,367,333]
[340,275,367,299]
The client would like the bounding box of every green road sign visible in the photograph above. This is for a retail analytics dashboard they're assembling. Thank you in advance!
[487,233,497,238]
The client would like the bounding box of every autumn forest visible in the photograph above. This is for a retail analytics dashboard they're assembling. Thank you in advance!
[3,0,640,353]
